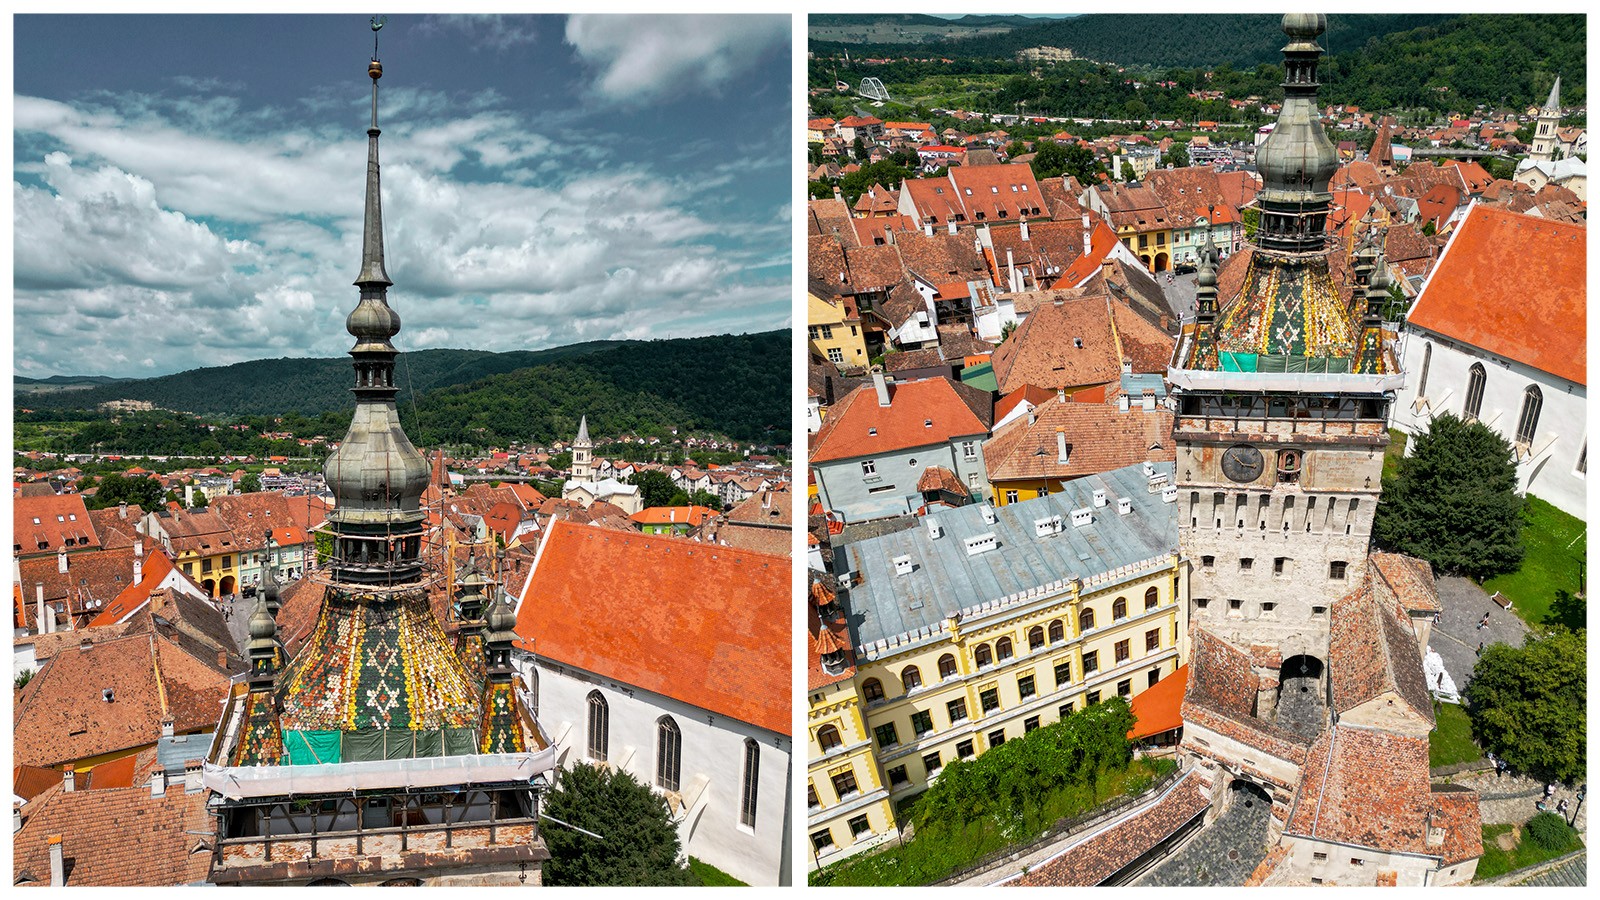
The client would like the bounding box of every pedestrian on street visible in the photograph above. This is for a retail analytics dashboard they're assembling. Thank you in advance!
[1476,641,1484,656]
[1546,782,1558,799]
[1478,612,1491,630]
[1557,798,1569,816]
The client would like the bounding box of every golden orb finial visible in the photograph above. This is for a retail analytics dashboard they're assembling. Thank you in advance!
[369,59,383,80]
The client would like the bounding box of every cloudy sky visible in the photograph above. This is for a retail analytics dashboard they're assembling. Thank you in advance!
[13,14,792,378]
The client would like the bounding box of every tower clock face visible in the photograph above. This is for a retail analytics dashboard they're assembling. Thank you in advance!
[1221,445,1264,483]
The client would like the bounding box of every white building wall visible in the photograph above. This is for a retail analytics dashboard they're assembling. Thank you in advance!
[517,652,792,886]
[1392,328,1586,520]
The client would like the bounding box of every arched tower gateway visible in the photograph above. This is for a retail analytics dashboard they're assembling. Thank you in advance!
[204,27,555,887]
[1169,11,1403,819]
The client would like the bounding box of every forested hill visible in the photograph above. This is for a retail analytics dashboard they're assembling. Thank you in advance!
[812,13,1451,68]
[17,331,789,445]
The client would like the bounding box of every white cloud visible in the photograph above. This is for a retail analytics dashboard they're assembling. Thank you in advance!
[564,14,787,104]
[12,81,784,379]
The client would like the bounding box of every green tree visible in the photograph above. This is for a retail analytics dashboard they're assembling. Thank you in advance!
[1464,628,1585,782]
[627,470,679,509]
[549,451,573,472]
[1241,206,1260,239]
[1373,413,1524,579]
[542,764,695,886]
[1062,143,1101,184]
[1161,140,1189,169]
[689,489,723,512]
[190,488,209,509]
[1121,161,1138,183]
[1030,140,1069,179]
[239,472,262,493]
[86,472,165,511]
[666,490,691,507]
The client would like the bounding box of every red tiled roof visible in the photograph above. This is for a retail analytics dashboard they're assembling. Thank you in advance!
[983,396,1174,483]
[1407,205,1585,385]
[13,631,234,768]
[629,505,718,527]
[516,522,789,734]
[1370,552,1439,613]
[12,765,59,803]
[1286,726,1466,860]
[1015,775,1211,885]
[810,377,992,463]
[12,493,100,557]
[12,780,213,886]
[1129,664,1187,739]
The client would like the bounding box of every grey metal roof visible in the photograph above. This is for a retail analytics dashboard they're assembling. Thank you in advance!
[157,731,216,772]
[844,461,1178,650]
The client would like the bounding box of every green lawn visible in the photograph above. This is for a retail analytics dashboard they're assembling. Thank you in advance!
[689,857,747,886]
[809,757,1175,887]
[1482,495,1586,628]
[1474,817,1584,881]
[1382,428,1408,483]
[1428,701,1482,769]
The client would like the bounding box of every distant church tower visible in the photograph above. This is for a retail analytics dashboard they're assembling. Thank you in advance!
[1529,76,1562,162]
[1171,11,1401,717]
[203,27,552,886]
[570,415,593,481]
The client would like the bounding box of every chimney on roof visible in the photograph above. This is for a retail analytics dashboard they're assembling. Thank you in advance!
[36,583,47,636]
[61,766,75,793]
[1119,392,1131,413]
[161,716,175,738]
[184,760,203,794]
[79,636,91,652]
[923,220,933,237]
[149,766,167,797]
[885,226,895,245]
[57,547,68,575]
[873,371,892,408]
[118,501,128,520]
[49,834,65,886]
[832,186,842,202]
[1027,405,1037,426]
[1122,357,1133,376]
[1143,389,1156,412]
[1020,219,1030,241]
[217,649,229,669]
[1007,249,1019,292]
[1057,427,1069,463]
[948,219,958,235]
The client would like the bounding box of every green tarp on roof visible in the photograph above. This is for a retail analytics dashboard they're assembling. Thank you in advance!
[960,361,997,393]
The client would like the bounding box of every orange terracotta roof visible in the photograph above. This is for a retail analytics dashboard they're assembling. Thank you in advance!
[810,377,992,464]
[1128,664,1187,739]
[629,505,718,527]
[12,493,100,557]
[12,764,60,803]
[12,779,213,886]
[1407,205,1585,385]
[516,522,789,734]
[983,397,1174,484]
[87,547,177,627]
[12,631,234,768]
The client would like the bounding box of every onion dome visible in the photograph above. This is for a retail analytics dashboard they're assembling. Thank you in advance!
[1282,13,1326,41]
[249,601,277,643]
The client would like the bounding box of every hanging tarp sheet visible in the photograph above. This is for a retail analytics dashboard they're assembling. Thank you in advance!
[203,747,559,800]
[444,728,478,756]
[1219,351,1258,372]
[340,728,449,761]
[284,730,342,766]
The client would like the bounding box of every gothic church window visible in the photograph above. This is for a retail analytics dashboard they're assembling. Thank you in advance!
[1516,386,1543,448]
[1464,363,1486,419]
[656,717,682,792]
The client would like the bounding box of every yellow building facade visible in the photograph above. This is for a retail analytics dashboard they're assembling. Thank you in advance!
[806,663,899,870]
[847,555,1186,820]
[177,549,240,598]
[808,292,869,371]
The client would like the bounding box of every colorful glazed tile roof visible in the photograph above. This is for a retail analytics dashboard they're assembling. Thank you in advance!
[1209,252,1359,362]
[276,588,482,734]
